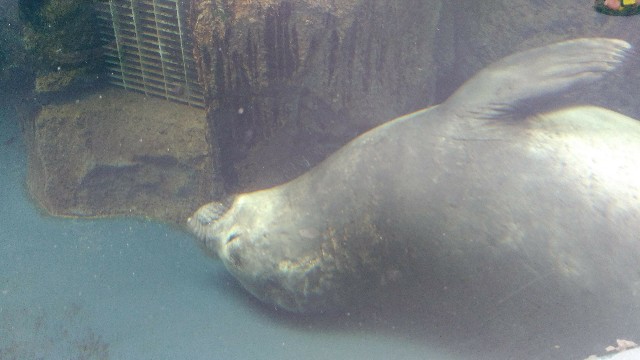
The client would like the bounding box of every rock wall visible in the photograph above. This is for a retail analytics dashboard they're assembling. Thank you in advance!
[18,0,102,93]
[189,0,640,193]
[0,1,28,99]
[189,0,450,189]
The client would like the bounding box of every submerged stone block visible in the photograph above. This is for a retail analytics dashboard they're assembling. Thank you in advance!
[24,87,217,224]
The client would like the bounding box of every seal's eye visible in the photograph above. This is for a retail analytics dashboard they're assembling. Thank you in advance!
[226,232,240,244]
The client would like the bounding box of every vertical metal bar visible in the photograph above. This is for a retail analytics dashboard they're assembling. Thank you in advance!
[175,0,194,106]
[97,0,204,107]
[130,0,150,95]
[108,0,129,90]
[152,0,169,98]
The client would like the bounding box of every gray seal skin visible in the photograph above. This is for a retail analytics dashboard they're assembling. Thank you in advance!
[188,38,640,314]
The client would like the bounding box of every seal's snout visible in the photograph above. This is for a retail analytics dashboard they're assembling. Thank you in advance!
[187,201,235,258]
[187,201,228,241]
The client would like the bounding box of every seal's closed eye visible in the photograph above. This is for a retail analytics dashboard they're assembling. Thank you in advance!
[226,232,240,244]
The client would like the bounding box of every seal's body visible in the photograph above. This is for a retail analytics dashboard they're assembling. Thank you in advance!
[188,38,639,314]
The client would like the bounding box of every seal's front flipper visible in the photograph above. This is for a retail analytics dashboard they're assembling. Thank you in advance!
[441,38,632,119]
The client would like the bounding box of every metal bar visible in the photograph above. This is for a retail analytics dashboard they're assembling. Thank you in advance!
[96,0,204,107]
[175,0,195,107]
[107,0,129,91]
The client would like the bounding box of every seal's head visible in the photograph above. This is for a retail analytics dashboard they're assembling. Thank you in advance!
[187,191,343,312]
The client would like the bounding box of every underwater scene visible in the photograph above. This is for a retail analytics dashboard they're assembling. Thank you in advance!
[1,0,640,359]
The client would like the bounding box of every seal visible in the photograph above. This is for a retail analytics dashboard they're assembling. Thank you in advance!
[188,38,640,315]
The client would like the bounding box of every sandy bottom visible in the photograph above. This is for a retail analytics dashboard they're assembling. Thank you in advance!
[0,107,463,359]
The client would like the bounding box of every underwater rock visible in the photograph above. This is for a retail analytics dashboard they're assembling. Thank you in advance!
[18,0,102,94]
[24,87,216,224]
[190,0,450,189]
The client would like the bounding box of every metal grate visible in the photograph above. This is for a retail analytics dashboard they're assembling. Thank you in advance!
[95,0,204,108]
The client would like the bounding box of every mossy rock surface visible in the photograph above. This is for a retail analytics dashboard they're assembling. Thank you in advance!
[19,0,102,93]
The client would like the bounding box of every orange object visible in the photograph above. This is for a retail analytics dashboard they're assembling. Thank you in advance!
[605,0,622,9]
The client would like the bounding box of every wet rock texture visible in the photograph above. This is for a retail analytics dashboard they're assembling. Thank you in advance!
[189,0,449,190]
[188,0,640,193]
[18,0,102,93]
[24,88,215,224]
